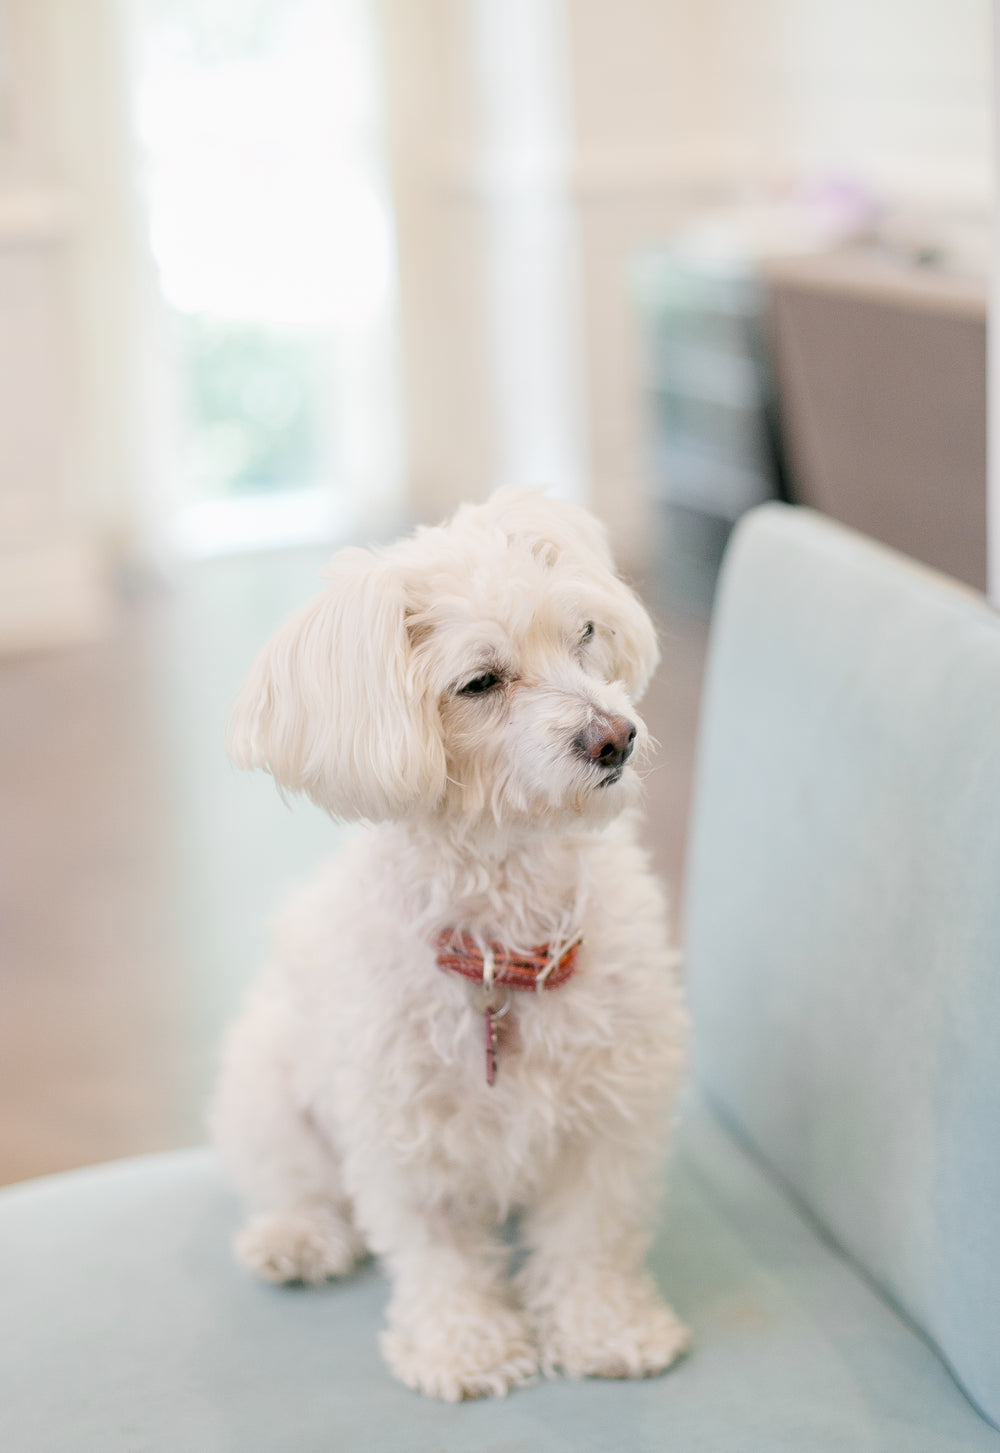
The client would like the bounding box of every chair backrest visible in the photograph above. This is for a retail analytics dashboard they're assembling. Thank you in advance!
[685,503,1000,1427]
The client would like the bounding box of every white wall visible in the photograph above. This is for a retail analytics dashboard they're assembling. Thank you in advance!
[763,0,989,207]
[376,0,696,556]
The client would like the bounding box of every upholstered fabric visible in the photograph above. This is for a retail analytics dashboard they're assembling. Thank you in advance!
[1,1104,997,1452]
[685,503,1000,1428]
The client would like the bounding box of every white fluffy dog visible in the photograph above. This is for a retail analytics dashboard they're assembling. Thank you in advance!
[210,488,689,1401]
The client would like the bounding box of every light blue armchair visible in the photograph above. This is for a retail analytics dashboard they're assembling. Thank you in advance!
[1,504,997,1450]
[681,502,1000,1446]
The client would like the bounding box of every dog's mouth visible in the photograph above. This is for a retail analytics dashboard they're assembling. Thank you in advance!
[596,766,625,789]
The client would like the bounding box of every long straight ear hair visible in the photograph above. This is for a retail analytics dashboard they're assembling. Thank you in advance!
[227,548,446,821]
[596,573,660,702]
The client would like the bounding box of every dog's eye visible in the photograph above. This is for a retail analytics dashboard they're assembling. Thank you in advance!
[581,622,595,642]
[459,671,502,696]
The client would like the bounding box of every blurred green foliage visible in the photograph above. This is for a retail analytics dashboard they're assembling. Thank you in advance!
[142,0,290,62]
[178,314,323,498]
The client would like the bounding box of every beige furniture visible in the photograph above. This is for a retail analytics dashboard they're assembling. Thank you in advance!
[764,249,987,591]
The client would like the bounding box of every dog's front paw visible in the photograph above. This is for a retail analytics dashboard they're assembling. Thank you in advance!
[534,1271,690,1381]
[235,1206,365,1285]
[381,1300,538,1402]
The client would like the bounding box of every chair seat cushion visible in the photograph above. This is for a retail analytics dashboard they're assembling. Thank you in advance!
[0,1103,995,1452]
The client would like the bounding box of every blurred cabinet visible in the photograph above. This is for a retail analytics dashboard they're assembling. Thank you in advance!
[635,249,787,523]
[637,242,987,597]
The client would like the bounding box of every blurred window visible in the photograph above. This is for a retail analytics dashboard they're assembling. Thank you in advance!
[134,0,399,552]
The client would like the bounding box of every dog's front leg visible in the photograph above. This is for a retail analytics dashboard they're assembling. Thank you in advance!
[519,1139,690,1381]
[354,1186,538,1401]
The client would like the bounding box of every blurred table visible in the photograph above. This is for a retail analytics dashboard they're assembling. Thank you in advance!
[763,248,987,591]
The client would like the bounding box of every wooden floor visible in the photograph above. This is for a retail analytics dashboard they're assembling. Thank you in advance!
[0,511,720,1186]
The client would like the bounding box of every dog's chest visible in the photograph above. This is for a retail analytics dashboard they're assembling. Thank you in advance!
[293,823,680,1202]
[365,959,675,1198]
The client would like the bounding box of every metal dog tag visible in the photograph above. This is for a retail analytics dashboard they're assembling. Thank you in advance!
[485,1007,499,1086]
[478,988,509,1087]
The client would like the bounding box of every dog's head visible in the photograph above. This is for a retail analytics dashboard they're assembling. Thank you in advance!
[228,488,659,828]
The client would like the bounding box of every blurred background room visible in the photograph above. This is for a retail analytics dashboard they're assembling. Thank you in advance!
[0,0,991,1184]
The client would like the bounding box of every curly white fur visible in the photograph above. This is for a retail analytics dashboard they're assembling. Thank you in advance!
[210,488,689,1401]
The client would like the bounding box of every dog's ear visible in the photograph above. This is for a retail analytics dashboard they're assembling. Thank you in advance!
[483,487,660,701]
[595,575,660,702]
[227,548,446,821]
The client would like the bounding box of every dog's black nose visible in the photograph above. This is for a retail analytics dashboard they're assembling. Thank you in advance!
[575,715,637,771]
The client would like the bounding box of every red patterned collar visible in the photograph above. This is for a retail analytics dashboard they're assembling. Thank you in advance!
[433,930,582,992]
[433,930,582,1086]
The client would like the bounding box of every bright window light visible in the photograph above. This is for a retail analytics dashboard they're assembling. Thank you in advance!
[133,0,401,552]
